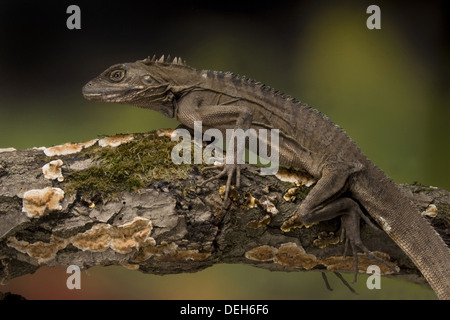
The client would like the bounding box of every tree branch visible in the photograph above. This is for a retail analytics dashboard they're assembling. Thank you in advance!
[1,132,449,290]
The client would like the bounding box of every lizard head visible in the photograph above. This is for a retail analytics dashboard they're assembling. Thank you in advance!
[82,57,182,118]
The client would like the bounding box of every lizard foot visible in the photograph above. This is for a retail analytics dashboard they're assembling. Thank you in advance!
[283,197,396,283]
[340,209,397,283]
[200,163,241,204]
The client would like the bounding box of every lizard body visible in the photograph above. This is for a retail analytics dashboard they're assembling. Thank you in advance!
[83,55,450,299]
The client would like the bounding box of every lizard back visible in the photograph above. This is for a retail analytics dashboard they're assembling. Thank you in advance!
[179,67,364,177]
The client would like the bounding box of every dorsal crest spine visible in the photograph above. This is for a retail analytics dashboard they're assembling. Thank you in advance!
[140,54,186,66]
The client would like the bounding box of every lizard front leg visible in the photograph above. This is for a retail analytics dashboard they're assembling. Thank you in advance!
[175,102,253,203]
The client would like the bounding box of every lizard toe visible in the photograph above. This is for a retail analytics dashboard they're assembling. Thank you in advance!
[200,164,241,205]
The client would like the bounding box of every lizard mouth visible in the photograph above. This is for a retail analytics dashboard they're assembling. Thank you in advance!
[82,82,125,102]
[82,92,102,100]
[82,82,103,100]
[83,92,121,101]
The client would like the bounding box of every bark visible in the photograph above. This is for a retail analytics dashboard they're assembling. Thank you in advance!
[0,132,449,292]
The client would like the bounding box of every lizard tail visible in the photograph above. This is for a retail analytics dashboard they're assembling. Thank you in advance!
[353,165,450,300]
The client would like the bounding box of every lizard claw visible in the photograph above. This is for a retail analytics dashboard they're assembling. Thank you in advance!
[321,272,358,294]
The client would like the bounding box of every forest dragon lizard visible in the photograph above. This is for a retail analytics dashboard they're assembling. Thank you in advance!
[82,55,450,299]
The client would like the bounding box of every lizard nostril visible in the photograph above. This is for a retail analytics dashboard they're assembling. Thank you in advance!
[82,81,98,98]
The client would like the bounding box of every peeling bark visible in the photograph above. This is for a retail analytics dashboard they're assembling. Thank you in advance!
[0,132,449,292]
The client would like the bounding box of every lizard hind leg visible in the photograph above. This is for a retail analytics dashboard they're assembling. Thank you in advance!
[289,196,396,283]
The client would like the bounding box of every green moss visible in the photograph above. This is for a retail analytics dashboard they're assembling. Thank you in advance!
[64,132,197,198]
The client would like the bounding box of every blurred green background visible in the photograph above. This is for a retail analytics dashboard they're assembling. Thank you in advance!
[0,0,448,299]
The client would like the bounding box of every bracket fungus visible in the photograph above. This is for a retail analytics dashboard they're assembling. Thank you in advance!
[245,242,318,270]
[42,159,64,182]
[44,139,98,156]
[0,147,16,153]
[22,187,65,218]
[245,242,398,275]
[421,204,437,217]
[98,134,134,147]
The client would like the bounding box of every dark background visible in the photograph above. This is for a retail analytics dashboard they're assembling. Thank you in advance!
[0,0,448,299]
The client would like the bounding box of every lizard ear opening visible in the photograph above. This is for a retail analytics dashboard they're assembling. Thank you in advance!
[142,75,154,84]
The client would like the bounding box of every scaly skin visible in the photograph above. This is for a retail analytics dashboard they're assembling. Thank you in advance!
[82,55,450,299]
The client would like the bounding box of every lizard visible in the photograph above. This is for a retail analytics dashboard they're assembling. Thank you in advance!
[82,55,450,299]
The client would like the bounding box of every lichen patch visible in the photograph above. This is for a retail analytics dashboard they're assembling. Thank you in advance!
[22,187,65,218]
[98,134,134,147]
[42,159,64,181]
[44,139,98,156]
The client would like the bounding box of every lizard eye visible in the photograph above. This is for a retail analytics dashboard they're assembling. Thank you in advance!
[109,69,125,82]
